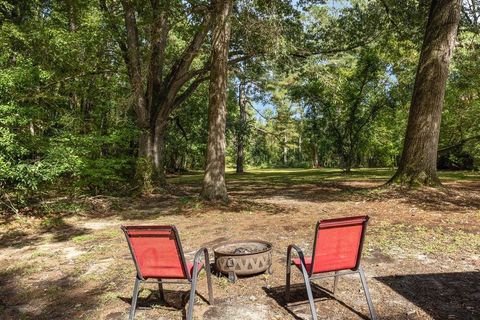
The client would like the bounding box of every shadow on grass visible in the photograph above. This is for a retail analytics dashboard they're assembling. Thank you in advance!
[5,168,477,232]
[373,183,480,213]
[0,269,103,320]
[167,168,480,214]
[263,283,369,320]
[118,286,212,319]
[170,168,397,185]
[0,220,90,249]
[376,272,480,320]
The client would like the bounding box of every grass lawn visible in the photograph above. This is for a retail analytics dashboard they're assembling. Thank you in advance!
[1,168,479,319]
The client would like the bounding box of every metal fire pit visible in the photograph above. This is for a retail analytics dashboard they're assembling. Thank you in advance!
[213,240,273,283]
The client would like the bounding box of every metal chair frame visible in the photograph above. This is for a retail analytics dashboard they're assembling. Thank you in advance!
[285,216,377,320]
[122,225,214,320]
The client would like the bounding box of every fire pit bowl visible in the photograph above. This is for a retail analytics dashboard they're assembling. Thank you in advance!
[213,240,273,283]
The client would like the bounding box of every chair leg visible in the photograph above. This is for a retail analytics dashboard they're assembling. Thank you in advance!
[129,277,141,320]
[333,271,339,295]
[186,268,200,320]
[285,262,292,303]
[299,267,318,320]
[358,267,377,320]
[158,280,165,303]
[205,263,214,305]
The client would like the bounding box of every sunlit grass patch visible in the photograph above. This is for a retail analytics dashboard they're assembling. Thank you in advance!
[168,167,480,186]
[29,249,56,259]
[41,200,88,215]
[96,229,121,240]
[100,290,120,303]
[370,222,480,255]
[72,234,95,243]
[40,216,66,229]
[5,261,43,277]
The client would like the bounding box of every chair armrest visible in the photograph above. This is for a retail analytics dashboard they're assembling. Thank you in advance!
[287,244,310,276]
[287,244,306,266]
[192,247,210,273]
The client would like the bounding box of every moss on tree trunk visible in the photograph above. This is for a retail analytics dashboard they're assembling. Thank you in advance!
[389,0,461,187]
[201,0,233,202]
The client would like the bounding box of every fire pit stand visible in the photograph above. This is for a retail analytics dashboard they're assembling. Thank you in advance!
[212,240,273,283]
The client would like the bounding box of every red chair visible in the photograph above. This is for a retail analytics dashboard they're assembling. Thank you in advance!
[285,216,377,320]
[121,225,214,320]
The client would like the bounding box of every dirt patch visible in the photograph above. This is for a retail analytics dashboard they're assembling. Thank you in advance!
[1,170,479,319]
[202,298,271,320]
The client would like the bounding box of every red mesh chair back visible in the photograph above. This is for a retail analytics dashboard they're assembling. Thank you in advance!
[122,225,189,280]
[310,215,368,274]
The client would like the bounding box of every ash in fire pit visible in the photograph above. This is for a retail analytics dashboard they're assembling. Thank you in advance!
[233,247,251,254]
[213,240,272,283]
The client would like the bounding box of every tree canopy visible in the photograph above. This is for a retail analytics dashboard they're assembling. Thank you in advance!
[1,0,478,209]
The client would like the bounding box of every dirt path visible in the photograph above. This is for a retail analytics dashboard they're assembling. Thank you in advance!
[1,171,479,320]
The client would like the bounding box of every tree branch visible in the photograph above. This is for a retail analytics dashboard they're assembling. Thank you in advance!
[246,100,273,121]
[121,0,147,124]
[146,0,170,114]
[291,31,381,58]
[170,116,188,140]
[40,70,116,89]
[172,75,210,109]
[438,135,480,155]
[164,14,212,98]
[99,0,131,78]
[378,0,400,30]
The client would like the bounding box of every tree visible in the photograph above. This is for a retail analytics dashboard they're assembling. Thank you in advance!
[290,49,395,172]
[100,0,212,192]
[201,0,233,202]
[390,0,462,186]
[0,0,144,212]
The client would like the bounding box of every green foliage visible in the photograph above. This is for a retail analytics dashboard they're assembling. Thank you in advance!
[40,216,65,229]
[287,48,399,170]
[165,82,210,172]
[1,0,479,212]
[0,0,136,210]
[440,29,480,168]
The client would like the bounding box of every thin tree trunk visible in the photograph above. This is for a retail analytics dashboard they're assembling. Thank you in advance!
[390,0,461,186]
[66,0,78,32]
[236,80,247,173]
[298,135,302,162]
[312,145,319,168]
[283,134,288,165]
[201,0,233,202]
[344,154,352,173]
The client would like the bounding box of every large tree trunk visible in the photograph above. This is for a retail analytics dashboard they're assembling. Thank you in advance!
[153,118,168,185]
[201,0,233,202]
[134,118,168,193]
[390,0,461,187]
[343,154,352,173]
[136,127,155,193]
[236,80,247,173]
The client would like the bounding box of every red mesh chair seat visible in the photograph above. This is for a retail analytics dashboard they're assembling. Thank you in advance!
[125,227,190,279]
[311,216,365,274]
[142,262,203,279]
[292,257,313,273]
